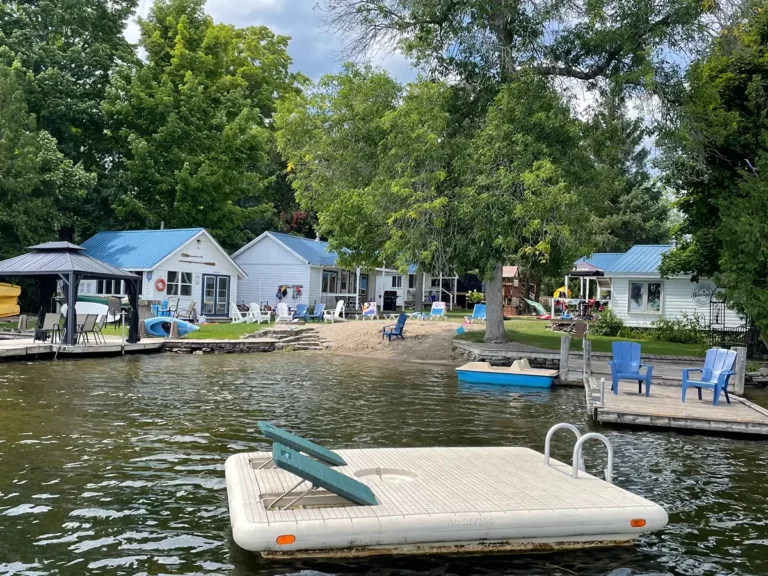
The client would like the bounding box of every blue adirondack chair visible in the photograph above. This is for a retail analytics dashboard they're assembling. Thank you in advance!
[382,313,407,340]
[682,348,737,406]
[307,303,325,322]
[293,304,309,322]
[609,342,654,397]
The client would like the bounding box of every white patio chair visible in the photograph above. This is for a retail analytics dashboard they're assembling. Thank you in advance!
[230,303,247,324]
[324,299,346,323]
[248,303,271,325]
[275,302,293,323]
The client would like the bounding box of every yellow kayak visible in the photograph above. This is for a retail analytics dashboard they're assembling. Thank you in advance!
[0,282,20,318]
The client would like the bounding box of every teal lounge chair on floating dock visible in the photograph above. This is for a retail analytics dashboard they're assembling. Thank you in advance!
[267,443,377,509]
[225,423,668,558]
[257,421,346,467]
[456,359,558,388]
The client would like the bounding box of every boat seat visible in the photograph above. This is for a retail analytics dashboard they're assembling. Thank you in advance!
[267,443,377,510]
[257,421,347,467]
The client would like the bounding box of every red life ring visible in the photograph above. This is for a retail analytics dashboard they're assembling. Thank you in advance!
[155,278,167,292]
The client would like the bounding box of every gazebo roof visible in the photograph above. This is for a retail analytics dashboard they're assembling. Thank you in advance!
[0,242,138,280]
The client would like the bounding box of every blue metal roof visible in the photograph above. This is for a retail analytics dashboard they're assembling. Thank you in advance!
[608,245,672,274]
[81,228,204,269]
[578,253,624,272]
[270,232,339,266]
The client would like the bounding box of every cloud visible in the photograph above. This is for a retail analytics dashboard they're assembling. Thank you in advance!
[127,0,417,82]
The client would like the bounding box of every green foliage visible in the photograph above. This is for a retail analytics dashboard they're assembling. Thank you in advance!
[659,7,768,333]
[584,91,671,252]
[590,307,625,337]
[468,291,484,304]
[649,313,707,345]
[103,0,304,250]
[0,64,93,259]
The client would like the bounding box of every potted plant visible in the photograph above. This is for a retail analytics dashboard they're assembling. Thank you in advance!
[467,290,484,310]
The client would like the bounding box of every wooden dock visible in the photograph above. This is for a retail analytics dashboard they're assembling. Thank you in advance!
[0,338,163,360]
[585,376,768,436]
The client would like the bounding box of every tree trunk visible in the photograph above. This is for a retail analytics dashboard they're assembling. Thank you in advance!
[484,262,507,343]
[415,271,424,312]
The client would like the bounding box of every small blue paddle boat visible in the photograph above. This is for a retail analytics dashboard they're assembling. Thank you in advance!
[455,359,558,388]
[144,317,199,338]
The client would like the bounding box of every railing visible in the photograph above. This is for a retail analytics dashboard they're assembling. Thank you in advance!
[544,423,585,472]
[572,433,613,483]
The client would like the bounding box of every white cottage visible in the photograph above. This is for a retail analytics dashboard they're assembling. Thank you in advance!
[578,244,743,328]
[79,228,246,319]
[232,232,457,312]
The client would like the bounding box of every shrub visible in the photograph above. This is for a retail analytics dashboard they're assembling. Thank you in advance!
[649,313,707,345]
[590,307,625,337]
[468,290,484,304]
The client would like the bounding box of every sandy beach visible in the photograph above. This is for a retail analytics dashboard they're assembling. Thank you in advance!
[310,317,483,363]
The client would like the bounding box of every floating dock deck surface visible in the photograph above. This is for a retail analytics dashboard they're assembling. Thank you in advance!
[225,447,667,558]
[586,377,768,435]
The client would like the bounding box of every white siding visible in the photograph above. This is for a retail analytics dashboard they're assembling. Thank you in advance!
[147,234,242,316]
[308,266,323,306]
[234,235,311,308]
[610,276,743,328]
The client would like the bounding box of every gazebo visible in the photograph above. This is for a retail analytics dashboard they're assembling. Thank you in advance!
[0,241,140,345]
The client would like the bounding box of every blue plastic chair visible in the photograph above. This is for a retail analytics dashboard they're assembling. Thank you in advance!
[682,348,737,406]
[609,342,654,397]
[382,313,407,340]
[293,304,309,322]
[307,303,325,322]
[465,303,486,323]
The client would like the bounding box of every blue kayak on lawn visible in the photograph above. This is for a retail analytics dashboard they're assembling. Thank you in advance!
[144,317,200,338]
[455,360,558,388]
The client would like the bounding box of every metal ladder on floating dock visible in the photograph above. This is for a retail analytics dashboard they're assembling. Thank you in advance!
[544,423,614,483]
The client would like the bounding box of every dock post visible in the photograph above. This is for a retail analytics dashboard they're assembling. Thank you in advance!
[734,346,747,395]
[169,321,180,339]
[583,339,592,380]
[17,315,28,332]
[559,335,571,380]
[600,377,605,406]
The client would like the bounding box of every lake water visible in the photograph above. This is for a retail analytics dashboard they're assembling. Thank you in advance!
[1,353,768,575]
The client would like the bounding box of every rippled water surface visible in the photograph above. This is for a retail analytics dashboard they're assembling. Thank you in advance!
[2,353,768,575]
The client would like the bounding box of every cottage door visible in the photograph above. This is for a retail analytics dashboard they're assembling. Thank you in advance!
[201,274,231,317]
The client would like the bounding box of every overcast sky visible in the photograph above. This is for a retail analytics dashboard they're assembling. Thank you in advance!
[128,0,418,82]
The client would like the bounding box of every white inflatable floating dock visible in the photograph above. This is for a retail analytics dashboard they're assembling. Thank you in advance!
[225,423,668,558]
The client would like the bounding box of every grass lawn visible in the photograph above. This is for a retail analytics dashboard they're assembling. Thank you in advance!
[458,317,706,357]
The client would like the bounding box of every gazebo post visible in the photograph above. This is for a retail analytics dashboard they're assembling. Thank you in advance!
[65,272,77,345]
[126,278,140,343]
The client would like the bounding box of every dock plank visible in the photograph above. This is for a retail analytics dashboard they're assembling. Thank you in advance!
[587,377,768,435]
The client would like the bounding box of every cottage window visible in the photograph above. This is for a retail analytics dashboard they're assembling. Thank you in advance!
[340,271,348,291]
[431,278,440,288]
[96,279,125,295]
[409,274,416,289]
[167,271,192,296]
[513,278,519,287]
[392,276,402,288]
[629,281,662,313]
[322,271,338,293]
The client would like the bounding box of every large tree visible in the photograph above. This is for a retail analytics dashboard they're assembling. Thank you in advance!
[103,0,304,250]
[585,91,671,252]
[0,0,137,240]
[659,7,768,333]
[303,0,712,341]
[0,64,92,259]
